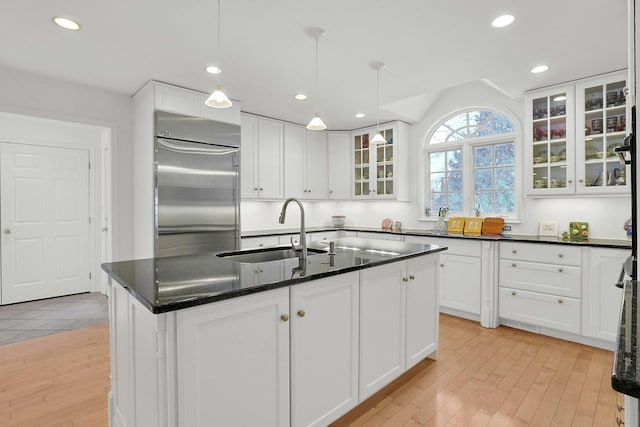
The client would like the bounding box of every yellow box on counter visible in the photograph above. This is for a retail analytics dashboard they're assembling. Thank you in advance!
[464,218,483,236]
[447,217,465,234]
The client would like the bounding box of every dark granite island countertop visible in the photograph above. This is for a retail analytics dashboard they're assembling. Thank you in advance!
[101,237,447,314]
[613,280,640,398]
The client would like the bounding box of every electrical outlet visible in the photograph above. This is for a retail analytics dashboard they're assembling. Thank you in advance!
[502,225,512,231]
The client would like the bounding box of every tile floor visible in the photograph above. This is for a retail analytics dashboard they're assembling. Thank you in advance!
[0,292,108,346]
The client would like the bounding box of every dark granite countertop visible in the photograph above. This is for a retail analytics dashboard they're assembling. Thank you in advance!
[242,226,631,249]
[101,237,446,314]
[613,280,640,398]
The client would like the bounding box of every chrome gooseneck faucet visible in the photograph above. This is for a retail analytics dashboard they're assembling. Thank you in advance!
[278,197,307,259]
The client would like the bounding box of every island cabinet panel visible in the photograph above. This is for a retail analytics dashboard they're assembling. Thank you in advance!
[405,256,438,369]
[438,253,481,315]
[359,261,406,400]
[290,272,359,427]
[358,256,438,400]
[176,288,290,427]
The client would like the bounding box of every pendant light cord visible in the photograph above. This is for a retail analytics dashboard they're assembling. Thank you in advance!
[217,0,222,85]
[315,35,319,114]
[376,66,380,132]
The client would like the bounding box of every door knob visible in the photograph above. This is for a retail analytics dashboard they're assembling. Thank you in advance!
[3,228,11,234]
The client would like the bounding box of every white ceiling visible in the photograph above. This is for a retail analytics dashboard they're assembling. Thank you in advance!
[0,0,628,130]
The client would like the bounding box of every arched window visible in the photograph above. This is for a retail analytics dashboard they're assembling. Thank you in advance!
[424,109,518,217]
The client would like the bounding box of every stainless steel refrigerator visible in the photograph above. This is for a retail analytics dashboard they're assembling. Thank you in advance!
[154,111,240,257]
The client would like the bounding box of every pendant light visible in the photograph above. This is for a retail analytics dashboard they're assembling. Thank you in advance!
[306,28,327,130]
[205,0,232,109]
[371,61,387,144]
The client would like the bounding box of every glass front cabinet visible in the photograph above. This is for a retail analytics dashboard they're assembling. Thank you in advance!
[575,73,630,195]
[524,71,630,196]
[352,124,400,199]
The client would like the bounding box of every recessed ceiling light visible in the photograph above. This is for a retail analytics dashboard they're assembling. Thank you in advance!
[205,66,222,75]
[530,65,550,74]
[294,93,308,101]
[553,95,567,101]
[52,16,81,31]
[355,113,366,118]
[491,14,514,28]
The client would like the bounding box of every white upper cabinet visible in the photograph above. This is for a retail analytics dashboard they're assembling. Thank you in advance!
[283,123,328,200]
[352,121,410,200]
[241,114,284,199]
[327,132,351,200]
[152,80,241,125]
[524,71,630,197]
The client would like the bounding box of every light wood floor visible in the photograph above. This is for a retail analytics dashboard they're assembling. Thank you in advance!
[332,315,623,427]
[0,315,623,426]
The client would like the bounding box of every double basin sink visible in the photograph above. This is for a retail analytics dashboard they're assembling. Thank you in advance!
[217,246,326,264]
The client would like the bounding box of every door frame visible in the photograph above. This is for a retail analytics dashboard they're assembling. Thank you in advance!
[0,112,112,297]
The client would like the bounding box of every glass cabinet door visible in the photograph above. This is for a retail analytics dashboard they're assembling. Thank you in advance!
[374,127,395,197]
[530,91,570,193]
[578,77,628,192]
[353,133,370,197]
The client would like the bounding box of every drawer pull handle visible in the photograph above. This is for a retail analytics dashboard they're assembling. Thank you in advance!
[558,254,564,258]
[280,314,289,322]
[512,263,517,267]
[558,299,563,304]
[558,268,564,273]
[511,291,516,296]
[616,415,624,425]
[512,250,517,254]
[617,401,624,412]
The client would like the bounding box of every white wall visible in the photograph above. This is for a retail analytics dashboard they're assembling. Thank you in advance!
[0,64,134,260]
[243,79,632,240]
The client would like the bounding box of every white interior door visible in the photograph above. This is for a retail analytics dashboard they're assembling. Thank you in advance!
[1,142,91,304]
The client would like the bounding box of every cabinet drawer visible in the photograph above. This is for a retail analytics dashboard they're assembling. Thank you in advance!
[499,287,580,334]
[499,260,581,298]
[240,236,280,249]
[404,236,481,257]
[309,231,339,242]
[500,242,581,266]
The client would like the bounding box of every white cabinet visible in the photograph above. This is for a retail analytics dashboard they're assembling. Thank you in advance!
[308,231,339,243]
[352,122,410,200]
[152,80,241,125]
[524,71,630,197]
[327,132,351,200]
[575,72,630,195]
[583,247,629,342]
[241,235,280,249]
[290,273,359,427]
[177,288,290,427]
[359,256,438,400]
[439,253,482,315]
[283,124,328,200]
[498,242,582,334]
[241,114,284,199]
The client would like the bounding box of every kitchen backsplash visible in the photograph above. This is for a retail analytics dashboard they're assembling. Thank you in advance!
[241,196,631,240]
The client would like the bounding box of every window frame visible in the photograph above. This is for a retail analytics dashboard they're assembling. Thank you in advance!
[422,107,521,221]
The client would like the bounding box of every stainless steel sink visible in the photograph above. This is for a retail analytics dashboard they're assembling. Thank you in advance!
[217,246,325,263]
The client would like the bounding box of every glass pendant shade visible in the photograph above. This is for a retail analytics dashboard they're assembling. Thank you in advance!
[205,84,232,109]
[306,113,327,131]
[371,131,386,144]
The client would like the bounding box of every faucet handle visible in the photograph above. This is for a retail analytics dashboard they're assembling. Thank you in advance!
[290,235,297,251]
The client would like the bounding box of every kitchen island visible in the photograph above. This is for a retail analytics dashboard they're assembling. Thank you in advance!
[102,237,446,427]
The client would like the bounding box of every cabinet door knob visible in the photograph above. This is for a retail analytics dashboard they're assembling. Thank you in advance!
[258,243,264,247]
[511,291,516,296]
[259,187,264,191]
[616,415,624,425]
[617,401,624,412]
[3,228,11,234]
[297,310,305,318]
[512,249,517,254]
[409,275,415,280]
[578,179,584,183]
[253,187,258,191]
[558,268,564,273]
[329,190,333,194]
[558,253,564,258]
[440,264,444,267]
[280,314,289,322]
[568,179,573,184]
[512,263,517,267]
[558,299,563,304]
